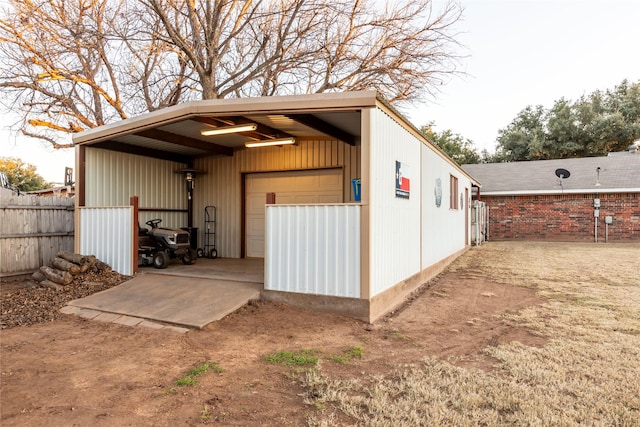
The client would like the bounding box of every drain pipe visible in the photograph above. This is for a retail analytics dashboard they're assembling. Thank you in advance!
[593,198,600,243]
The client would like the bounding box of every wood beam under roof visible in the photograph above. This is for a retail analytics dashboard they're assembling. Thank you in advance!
[90,141,192,164]
[192,116,293,141]
[134,128,233,156]
[284,114,356,145]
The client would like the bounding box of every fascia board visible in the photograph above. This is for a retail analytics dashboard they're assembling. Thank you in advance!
[73,91,379,146]
[481,188,640,196]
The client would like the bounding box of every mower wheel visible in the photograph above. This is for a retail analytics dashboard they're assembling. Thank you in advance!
[153,251,170,269]
[182,248,197,265]
[209,249,218,259]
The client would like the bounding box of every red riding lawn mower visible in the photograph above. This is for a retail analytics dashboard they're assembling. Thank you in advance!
[138,219,197,269]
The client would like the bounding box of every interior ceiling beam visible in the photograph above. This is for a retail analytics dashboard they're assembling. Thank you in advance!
[135,128,233,156]
[285,114,356,145]
[192,116,293,141]
[89,141,192,164]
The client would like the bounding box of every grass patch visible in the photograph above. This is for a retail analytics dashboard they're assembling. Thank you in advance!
[265,349,319,366]
[330,346,364,364]
[303,242,640,426]
[175,362,223,387]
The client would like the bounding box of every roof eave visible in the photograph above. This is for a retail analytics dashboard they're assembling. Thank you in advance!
[73,90,380,146]
[480,188,640,196]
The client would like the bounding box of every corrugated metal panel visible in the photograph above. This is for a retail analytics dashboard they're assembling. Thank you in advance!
[421,145,470,266]
[114,134,205,156]
[265,204,360,298]
[79,207,133,275]
[85,148,188,229]
[193,139,359,258]
[368,108,422,297]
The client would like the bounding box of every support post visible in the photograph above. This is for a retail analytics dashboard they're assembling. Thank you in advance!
[130,196,139,274]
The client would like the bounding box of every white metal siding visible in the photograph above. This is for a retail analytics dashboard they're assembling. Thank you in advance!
[84,148,187,229]
[194,139,359,258]
[421,145,471,266]
[368,108,422,297]
[265,204,360,298]
[79,207,134,275]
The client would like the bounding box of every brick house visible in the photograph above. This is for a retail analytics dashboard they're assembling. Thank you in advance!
[462,148,640,241]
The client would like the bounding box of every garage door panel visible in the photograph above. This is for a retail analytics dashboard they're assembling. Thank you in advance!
[293,194,318,204]
[247,216,265,234]
[276,194,297,204]
[246,194,267,214]
[245,169,344,258]
[318,194,342,203]
[246,238,264,258]
[318,173,342,187]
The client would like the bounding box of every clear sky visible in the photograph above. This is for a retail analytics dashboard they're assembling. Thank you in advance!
[408,0,640,152]
[2,0,639,183]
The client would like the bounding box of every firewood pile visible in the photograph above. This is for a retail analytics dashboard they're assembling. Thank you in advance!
[30,251,112,291]
[1,252,130,329]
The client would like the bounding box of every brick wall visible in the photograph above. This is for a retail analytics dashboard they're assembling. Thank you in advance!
[482,192,640,241]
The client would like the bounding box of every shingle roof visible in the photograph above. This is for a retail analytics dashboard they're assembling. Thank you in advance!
[462,151,640,195]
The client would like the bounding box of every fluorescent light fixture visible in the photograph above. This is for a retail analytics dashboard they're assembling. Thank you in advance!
[245,138,296,148]
[200,123,257,136]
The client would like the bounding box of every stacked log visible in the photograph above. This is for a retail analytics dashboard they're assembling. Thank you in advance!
[30,251,110,291]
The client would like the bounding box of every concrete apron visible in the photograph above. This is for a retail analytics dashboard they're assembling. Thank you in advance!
[66,263,263,329]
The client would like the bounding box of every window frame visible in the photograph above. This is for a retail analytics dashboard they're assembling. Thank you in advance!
[450,174,459,210]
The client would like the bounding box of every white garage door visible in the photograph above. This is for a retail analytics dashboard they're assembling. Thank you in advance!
[245,168,344,257]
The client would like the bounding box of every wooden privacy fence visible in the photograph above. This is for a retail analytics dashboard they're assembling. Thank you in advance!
[0,194,75,276]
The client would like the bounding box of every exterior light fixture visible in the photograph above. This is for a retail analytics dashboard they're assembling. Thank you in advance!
[200,123,257,136]
[245,138,296,148]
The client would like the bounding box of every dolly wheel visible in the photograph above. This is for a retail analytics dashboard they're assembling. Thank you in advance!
[209,249,218,259]
[196,248,204,258]
[182,248,197,265]
[153,251,170,269]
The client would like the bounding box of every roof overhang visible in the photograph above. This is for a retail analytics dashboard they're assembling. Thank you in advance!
[73,91,383,164]
[480,188,640,196]
[73,90,480,184]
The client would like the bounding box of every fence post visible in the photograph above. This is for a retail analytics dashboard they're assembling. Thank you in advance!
[130,196,139,274]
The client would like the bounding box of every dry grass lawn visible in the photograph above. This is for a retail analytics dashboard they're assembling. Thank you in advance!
[302,242,640,426]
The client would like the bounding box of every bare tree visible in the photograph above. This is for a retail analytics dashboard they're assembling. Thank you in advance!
[146,0,464,103]
[0,0,191,148]
[0,0,463,148]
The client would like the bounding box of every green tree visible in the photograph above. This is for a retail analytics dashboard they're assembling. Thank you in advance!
[494,105,548,161]
[421,123,480,165]
[494,80,640,161]
[0,157,49,192]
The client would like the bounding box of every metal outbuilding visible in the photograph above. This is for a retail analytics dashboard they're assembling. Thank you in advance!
[73,90,479,322]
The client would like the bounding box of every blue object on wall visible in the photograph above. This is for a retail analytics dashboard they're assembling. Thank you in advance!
[352,178,361,202]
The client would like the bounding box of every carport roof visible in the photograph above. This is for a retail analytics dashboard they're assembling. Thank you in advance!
[73,91,384,164]
[73,90,480,185]
[462,151,640,195]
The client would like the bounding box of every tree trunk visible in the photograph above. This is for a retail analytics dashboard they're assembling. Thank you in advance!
[51,257,82,275]
[57,251,90,265]
[40,279,63,291]
[40,266,73,285]
[31,270,46,282]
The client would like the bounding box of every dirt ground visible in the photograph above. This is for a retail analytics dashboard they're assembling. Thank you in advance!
[1,243,548,426]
